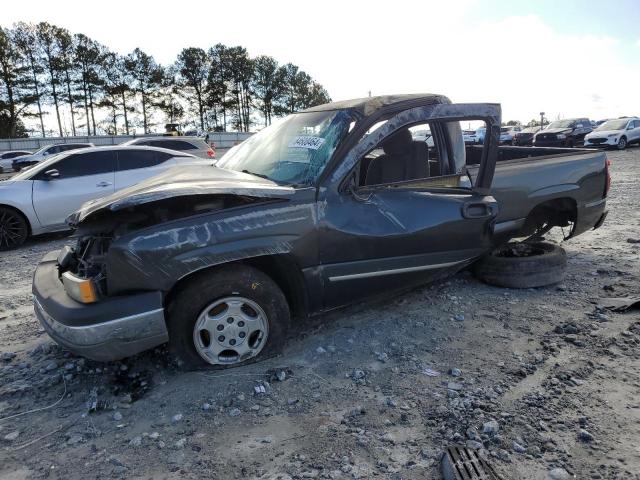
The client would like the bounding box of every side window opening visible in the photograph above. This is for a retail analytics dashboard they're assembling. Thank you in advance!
[355,120,469,189]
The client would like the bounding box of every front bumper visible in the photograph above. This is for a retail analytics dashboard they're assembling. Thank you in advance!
[533,139,567,147]
[33,251,168,361]
[584,138,617,148]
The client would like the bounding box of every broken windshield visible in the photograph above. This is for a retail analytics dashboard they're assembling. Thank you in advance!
[216,110,354,186]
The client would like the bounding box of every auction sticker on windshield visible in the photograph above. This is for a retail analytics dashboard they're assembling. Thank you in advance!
[288,136,326,150]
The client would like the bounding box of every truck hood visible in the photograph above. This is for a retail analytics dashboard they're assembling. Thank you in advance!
[68,165,295,225]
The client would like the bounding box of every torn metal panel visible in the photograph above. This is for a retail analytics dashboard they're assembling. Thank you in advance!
[68,165,295,225]
[104,202,316,294]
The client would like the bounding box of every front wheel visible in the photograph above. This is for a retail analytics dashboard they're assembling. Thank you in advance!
[0,207,28,251]
[166,265,290,369]
[617,136,627,150]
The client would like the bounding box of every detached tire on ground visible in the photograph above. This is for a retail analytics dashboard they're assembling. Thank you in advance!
[474,241,567,289]
[166,265,290,370]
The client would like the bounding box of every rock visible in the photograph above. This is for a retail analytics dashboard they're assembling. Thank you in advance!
[447,382,463,391]
[66,433,84,445]
[549,467,571,480]
[483,420,500,435]
[449,368,462,377]
[174,438,187,448]
[129,436,142,447]
[453,314,465,322]
[3,431,19,441]
[275,370,287,382]
[113,412,123,421]
[512,441,526,453]
[202,403,212,411]
[44,360,58,371]
[350,369,366,381]
[380,432,395,444]
[229,407,241,417]
[466,440,483,450]
[376,352,389,363]
[1,352,16,362]
[171,413,183,423]
[316,346,327,354]
[578,429,594,442]
[149,432,160,440]
[627,238,640,244]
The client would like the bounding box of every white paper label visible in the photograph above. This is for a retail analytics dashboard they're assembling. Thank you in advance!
[288,136,326,150]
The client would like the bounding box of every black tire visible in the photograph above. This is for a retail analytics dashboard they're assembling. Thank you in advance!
[617,136,627,150]
[166,264,290,370]
[0,206,29,251]
[474,241,567,289]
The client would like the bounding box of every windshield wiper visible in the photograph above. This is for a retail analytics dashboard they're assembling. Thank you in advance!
[241,169,271,180]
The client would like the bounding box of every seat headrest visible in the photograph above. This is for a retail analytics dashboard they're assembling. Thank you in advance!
[382,129,413,155]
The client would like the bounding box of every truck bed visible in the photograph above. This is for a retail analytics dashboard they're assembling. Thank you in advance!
[466,145,608,243]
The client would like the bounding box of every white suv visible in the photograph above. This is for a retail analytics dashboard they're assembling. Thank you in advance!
[0,146,212,250]
[584,117,640,150]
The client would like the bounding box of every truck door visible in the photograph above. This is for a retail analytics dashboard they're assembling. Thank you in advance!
[317,104,499,309]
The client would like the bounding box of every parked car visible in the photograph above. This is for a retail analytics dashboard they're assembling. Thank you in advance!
[12,143,94,171]
[462,130,478,144]
[499,126,521,145]
[0,146,213,250]
[0,150,32,173]
[533,118,592,147]
[31,94,608,368]
[584,117,640,150]
[512,126,541,146]
[475,127,486,144]
[124,136,215,159]
[410,128,435,146]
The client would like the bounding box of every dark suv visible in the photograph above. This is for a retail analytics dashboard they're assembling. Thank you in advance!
[533,118,592,147]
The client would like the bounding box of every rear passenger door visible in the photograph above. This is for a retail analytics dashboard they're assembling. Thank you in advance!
[114,149,176,190]
[31,151,116,229]
[629,120,640,143]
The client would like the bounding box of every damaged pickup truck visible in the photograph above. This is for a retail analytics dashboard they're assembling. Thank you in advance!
[32,94,609,368]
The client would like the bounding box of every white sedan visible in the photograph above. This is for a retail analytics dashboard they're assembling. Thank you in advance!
[584,117,640,150]
[0,146,213,250]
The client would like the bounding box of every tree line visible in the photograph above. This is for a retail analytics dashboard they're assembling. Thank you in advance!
[0,22,331,138]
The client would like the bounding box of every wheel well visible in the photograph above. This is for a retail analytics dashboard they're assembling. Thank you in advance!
[0,204,31,235]
[163,254,309,319]
[520,197,577,237]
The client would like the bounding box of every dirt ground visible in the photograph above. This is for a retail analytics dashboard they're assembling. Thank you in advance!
[0,148,639,480]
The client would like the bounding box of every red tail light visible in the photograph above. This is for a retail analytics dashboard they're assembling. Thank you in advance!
[207,148,215,158]
[604,157,611,197]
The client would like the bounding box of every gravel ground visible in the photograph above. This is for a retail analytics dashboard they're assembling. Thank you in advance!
[0,148,639,480]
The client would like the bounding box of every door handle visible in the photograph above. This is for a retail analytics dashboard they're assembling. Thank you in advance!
[96,181,112,187]
[462,202,494,219]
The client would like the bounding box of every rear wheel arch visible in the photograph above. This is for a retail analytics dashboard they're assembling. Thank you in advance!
[519,197,577,237]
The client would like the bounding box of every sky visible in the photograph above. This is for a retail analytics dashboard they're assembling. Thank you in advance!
[2,0,640,130]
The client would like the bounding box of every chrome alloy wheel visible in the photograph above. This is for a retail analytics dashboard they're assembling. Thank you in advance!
[193,296,269,365]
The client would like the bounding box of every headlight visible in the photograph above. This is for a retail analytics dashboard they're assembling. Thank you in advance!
[557,134,566,139]
[607,134,617,138]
